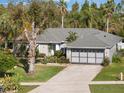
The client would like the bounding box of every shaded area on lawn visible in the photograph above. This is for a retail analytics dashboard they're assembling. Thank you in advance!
[12,65,65,82]
[18,86,38,93]
[0,57,65,82]
[93,57,124,81]
[90,84,124,93]
[18,59,29,73]
[0,72,15,77]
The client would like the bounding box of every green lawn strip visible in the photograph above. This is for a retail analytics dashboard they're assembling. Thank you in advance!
[13,65,65,82]
[93,61,124,81]
[18,86,38,93]
[90,84,124,93]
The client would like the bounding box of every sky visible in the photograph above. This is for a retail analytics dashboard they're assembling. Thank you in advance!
[0,0,121,10]
[66,0,121,10]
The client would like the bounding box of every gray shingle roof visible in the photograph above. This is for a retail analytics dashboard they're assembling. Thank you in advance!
[36,28,122,48]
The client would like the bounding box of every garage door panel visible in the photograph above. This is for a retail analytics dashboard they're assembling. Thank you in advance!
[88,53,95,57]
[72,52,79,57]
[96,53,104,58]
[80,52,87,57]
[96,58,103,64]
[88,58,95,63]
[72,57,79,63]
[71,49,104,64]
[80,58,87,63]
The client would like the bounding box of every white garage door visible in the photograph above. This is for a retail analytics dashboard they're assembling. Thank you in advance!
[71,49,104,64]
[80,50,87,63]
[71,49,79,63]
[96,52,104,64]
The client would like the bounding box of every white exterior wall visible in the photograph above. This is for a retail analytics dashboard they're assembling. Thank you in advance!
[38,44,49,56]
[109,44,117,62]
[105,44,117,62]
[66,49,71,62]
[105,49,110,58]
[55,44,60,51]
[37,44,62,56]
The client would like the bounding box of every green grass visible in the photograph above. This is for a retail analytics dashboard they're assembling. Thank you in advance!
[18,86,38,93]
[13,65,65,82]
[93,58,124,81]
[90,84,124,93]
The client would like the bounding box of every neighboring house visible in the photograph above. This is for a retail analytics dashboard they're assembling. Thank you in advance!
[36,28,123,64]
[118,39,124,50]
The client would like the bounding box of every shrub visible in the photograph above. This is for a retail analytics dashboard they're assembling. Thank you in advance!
[36,49,46,58]
[2,74,20,92]
[35,48,39,58]
[112,55,122,63]
[102,57,110,66]
[43,56,58,64]
[58,56,70,63]
[0,50,18,73]
[54,50,64,58]
[117,49,124,57]
[43,56,70,64]
[38,53,46,58]
[16,44,27,57]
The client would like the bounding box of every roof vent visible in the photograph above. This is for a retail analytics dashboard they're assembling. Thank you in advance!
[104,35,106,37]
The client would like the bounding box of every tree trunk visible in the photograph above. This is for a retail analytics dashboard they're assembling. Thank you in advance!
[90,16,93,28]
[5,40,7,49]
[107,18,109,33]
[28,57,35,73]
[89,21,92,28]
[24,21,42,74]
[62,15,64,28]
[12,42,16,57]
[27,40,36,74]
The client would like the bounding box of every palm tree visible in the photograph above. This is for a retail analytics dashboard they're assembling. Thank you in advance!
[57,0,67,28]
[72,2,79,12]
[0,12,14,49]
[70,2,80,28]
[66,31,78,43]
[116,3,122,14]
[103,0,115,32]
[23,16,47,74]
[7,3,27,55]
[121,0,124,13]
[24,22,38,74]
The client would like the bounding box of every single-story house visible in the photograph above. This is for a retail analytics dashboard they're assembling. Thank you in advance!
[36,28,123,64]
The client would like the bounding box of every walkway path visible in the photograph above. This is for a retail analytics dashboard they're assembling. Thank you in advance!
[29,65,102,93]
[90,81,124,85]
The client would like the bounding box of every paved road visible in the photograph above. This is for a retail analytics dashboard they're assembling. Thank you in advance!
[29,65,102,93]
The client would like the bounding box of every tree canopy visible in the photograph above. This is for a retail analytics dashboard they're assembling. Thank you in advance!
[0,0,123,45]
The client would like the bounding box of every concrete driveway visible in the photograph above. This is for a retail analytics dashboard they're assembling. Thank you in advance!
[29,65,102,93]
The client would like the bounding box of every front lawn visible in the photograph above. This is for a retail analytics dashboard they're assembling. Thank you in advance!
[90,84,124,93]
[12,65,65,82]
[18,86,38,93]
[93,58,124,81]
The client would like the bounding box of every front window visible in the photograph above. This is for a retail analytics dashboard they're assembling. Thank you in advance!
[48,44,55,55]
